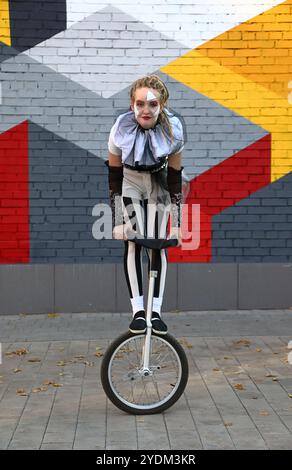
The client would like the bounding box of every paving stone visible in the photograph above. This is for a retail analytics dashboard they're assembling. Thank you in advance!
[0,311,292,449]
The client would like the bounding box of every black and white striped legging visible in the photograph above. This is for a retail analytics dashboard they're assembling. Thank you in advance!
[122,195,170,306]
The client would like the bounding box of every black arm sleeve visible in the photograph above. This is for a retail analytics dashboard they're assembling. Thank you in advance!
[167,165,183,228]
[104,160,124,228]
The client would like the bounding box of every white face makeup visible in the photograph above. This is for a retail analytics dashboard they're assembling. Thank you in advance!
[132,88,161,128]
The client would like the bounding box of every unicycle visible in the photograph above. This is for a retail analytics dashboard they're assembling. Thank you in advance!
[100,232,189,415]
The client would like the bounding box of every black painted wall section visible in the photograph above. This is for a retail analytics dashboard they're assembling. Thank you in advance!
[9,0,67,51]
[212,171,292,262]
[28,122,124,263]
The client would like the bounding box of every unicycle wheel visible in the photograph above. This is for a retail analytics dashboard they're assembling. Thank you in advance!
[100,331,189,415]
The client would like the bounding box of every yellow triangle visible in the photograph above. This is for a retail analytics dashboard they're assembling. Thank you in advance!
[0,0,11,46]
[197,0,292,100]
[161,9,292,183]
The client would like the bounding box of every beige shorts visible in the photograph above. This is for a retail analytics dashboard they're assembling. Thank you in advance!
[122,166,171,238]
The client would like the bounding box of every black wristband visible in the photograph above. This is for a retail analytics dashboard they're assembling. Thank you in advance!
[167,166,183,227]
[104,160,124,228]
[104,160,123,195]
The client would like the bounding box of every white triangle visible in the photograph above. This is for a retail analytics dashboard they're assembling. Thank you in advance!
[147,90,157,101]
[67,0,285,48]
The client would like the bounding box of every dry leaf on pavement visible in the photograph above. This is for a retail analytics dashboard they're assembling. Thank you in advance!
[233,340,251,347]
[16,389,28,396]
[178,339,193,349]
[234,383,245,391]
[6,348,28,357]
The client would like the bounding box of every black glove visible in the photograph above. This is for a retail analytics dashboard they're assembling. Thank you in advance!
[104,160,124,228]
[167,165,183,227]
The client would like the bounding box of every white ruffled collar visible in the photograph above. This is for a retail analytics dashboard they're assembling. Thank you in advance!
[111,108,184,168]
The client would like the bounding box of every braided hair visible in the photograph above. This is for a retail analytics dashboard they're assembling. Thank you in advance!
[129,74,174,143]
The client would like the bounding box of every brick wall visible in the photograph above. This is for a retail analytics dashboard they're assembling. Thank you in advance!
[0,0,291,264]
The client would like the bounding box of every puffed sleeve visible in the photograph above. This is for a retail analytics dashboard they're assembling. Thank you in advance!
[108,121,122,156]
[170,115,185,155]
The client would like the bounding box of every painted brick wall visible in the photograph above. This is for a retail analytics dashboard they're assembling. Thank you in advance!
[0,0,291,264]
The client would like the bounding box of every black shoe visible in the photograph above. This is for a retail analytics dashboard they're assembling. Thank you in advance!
[129,310,146,334]
[151,312,168,335]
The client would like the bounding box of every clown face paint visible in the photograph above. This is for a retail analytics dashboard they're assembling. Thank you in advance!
[133,88,161,127]
[147,90,157,101]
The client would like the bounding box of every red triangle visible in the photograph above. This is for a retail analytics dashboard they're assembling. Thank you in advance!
[169,135,271,263]
[0,121,30,263]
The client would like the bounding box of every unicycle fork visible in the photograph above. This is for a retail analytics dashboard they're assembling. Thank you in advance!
[141,264,157,375]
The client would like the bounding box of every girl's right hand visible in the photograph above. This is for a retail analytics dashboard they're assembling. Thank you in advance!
[112,225,128,240]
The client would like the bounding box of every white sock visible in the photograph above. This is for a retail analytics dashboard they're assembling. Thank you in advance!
[152,296,163,316]
[130,295,144,316]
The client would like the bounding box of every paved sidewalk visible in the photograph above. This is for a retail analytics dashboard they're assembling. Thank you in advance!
[1,310,292,450]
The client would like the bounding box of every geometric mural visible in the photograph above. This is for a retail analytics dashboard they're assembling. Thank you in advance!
[169,135,272,262]
[0,0,291,264]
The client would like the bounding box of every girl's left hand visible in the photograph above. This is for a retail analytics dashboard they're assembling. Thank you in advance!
[169,226,182,247]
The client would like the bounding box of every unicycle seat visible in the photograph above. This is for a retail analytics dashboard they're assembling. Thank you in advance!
[126,230,178,250]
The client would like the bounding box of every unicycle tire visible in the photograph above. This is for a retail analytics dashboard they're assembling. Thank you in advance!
[100,331,189,415]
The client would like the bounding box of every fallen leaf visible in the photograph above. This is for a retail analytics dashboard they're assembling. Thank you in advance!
[213,368,220,372]
[13,368,22,373]
[94,351,104,357]
[256,349,262,352]
[16,389,28,397]
[234,340,251,347]
[178,338,193,349]
[224,422,233,427]
[265,373,277,378]
[234,383,245,391]
[52,383,63,388]
[83,361,94,367]
[288,394,292,399]
[272,378,279,382]
[259,411,269,416]
[224,356,232,360]
[56,361,66,366]
[47,313,59,318]
[5,348,28,357]
[28,358,41,363]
